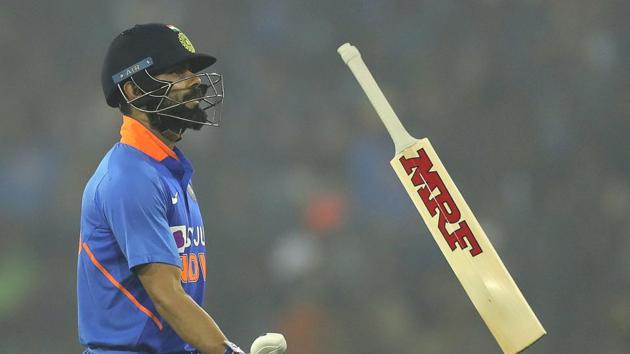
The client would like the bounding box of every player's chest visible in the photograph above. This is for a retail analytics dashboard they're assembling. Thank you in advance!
[163,179,205,253]
[164,179,207,287]
[163,179,202,222]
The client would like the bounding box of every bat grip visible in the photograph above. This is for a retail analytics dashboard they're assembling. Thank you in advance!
[338,43,417,153]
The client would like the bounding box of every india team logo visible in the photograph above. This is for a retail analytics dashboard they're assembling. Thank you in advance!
[178,32,195,53]
[166,24,196,53]
[169,225,187,253]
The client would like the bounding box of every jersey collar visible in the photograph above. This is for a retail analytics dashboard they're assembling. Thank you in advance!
[120,116,178,161]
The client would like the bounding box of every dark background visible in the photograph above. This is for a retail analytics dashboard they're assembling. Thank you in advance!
[1,0,629,353]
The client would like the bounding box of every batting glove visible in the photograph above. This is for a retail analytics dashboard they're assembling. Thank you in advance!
[250,333,287,354]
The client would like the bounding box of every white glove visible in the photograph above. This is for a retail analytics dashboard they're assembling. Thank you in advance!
[250,333,287,354]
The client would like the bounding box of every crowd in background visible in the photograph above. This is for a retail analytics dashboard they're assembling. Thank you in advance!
[1,0,629,353]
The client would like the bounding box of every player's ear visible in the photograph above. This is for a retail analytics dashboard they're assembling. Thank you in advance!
[122,81,142,99]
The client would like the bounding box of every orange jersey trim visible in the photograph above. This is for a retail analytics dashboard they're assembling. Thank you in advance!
[81,242,164,331]
[120,116,178,161]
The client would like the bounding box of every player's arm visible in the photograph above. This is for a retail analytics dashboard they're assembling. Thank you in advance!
[135,262,234,354]
[102,173,284,353]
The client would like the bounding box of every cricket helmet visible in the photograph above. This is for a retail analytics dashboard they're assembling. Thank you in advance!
[101,23,224,134]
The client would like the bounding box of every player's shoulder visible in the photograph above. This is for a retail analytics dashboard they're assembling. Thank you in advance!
[108,142,162,174]
[100,143,167,193]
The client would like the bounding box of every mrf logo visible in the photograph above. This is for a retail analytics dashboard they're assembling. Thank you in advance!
[399,148,483,257]
[170,225,207,283]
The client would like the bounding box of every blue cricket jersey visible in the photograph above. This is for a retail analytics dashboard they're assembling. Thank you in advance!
[78,116,207,354]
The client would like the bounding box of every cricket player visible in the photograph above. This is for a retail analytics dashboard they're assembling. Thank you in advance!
[77,23,285,354]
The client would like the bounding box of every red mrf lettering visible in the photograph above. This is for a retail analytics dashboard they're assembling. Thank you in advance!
[399,148,482,256]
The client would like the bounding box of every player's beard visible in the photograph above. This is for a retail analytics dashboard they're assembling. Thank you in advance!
[162,103,208,131]
[154,84,210,133]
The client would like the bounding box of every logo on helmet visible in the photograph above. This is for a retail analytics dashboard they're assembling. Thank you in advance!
[166,24,195,53]
[178,32,196,53]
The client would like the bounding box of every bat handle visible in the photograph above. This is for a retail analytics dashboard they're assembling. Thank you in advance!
[338,43,417,153]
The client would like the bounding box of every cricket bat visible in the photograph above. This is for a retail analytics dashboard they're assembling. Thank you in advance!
[338,43,545,354]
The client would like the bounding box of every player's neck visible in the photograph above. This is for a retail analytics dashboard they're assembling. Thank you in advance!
[128,112,178,149]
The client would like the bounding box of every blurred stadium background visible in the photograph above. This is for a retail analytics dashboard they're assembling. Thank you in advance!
[1,0,629,353]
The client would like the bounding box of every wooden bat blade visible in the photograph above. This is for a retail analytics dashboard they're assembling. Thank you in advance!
[391,138,546,353]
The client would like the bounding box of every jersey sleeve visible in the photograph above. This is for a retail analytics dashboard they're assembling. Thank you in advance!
[100,167,182,270]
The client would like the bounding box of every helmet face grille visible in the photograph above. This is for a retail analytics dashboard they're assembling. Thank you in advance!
[118,69,225,128]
